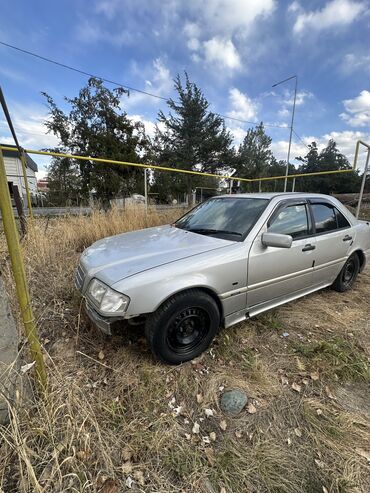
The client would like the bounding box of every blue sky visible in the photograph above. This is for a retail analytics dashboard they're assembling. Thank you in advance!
[1,0,370,177]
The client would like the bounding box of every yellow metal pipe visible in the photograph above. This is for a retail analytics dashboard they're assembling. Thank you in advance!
[0,146,253,183]
[0,145,356,186]
[20,150,33,218]
[0,149,47,390]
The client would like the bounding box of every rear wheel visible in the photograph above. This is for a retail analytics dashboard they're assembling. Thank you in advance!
[145,289,220,364]
[332,253,360,292]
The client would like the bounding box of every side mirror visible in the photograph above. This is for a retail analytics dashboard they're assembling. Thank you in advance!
[261,232,293,249]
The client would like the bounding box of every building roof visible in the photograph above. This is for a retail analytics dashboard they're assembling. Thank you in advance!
[1,144,38,172]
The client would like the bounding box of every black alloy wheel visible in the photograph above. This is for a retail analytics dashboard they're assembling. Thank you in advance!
[332,253,360,292]
[145,289,220,364]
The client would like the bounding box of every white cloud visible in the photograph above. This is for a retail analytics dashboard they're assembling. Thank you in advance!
[292,0,367,35]
[203,37,241,71]
[0,103,60,175]
[341,53,370,74]
[283,90,313,106]
[340,90,370,127]
[272,130,370,171]
[227,88,259,121]
[123,58,173,109]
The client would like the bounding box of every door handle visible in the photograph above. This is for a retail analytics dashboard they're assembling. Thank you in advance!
[343,235,353,242]
[302,244,316,252]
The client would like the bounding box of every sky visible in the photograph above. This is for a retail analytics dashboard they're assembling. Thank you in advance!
[0,0,370,178]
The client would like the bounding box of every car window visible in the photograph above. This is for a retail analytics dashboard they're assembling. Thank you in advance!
[268,204,309,239]
[311,203,341,233]
[175,197,269,240]
[335,208,351,229]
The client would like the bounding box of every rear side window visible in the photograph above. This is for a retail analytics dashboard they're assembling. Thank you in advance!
[311,203,350,233]
[268,204,309,239]
[335,209,351,229]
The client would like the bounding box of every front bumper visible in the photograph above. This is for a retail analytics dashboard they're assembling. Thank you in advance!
[84,301,123,335]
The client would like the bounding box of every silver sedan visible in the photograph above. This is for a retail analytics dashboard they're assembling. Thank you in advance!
[75,193,370,364]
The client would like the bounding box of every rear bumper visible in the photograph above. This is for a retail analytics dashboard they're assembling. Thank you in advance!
[84,301,123,335]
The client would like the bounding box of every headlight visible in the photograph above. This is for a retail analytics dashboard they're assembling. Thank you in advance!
[87,279,130,315]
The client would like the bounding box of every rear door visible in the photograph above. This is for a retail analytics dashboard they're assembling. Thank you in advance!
[309,200,354,286]
[247,200,316,311]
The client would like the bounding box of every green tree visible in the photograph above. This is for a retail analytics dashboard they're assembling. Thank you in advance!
[46,151,81,206]
[153,73,234,202]
[43,78,150,204]
[296,139,361,194]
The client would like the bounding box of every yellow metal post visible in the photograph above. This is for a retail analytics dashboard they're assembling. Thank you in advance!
[0,148,47,390]
[20,150,33,218]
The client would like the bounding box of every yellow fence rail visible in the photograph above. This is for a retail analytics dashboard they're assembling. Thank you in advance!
[0,145,357,185]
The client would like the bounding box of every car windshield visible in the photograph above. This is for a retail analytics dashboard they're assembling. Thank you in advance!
[175,197,269,241]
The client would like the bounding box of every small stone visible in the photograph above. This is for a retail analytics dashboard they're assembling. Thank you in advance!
[220,389,248,416]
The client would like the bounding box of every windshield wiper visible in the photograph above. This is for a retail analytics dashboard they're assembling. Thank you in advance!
[188,228,242,237]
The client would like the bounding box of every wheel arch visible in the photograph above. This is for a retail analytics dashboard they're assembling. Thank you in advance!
[154,286,224,322]
[352,249,366,272]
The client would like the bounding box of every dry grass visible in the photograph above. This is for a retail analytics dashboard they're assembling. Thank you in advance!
[0,207,369,493]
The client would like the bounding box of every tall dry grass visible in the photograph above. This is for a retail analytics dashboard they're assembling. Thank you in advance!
[0,206,369,492]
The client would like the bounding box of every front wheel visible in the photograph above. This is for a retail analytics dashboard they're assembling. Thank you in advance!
[332,253,360,292]
[145,289,220,364]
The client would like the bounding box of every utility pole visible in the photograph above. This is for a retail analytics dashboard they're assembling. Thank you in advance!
[272,75,298,192]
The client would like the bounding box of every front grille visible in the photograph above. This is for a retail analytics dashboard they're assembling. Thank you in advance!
[75,263,86,291]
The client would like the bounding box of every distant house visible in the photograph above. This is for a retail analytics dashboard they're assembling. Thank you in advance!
[1,144,38,205]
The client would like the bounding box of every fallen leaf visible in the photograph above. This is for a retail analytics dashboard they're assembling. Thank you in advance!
[98,350,105,360]
[210,432,217,442]
[220,420,227,431]
[220,488,227,493]
[280,375,289,386]
[235,430,242,438]
[122,447,132,462]
[20,361,36,373]
[125,476,133,489]
[202,436,211,444]
[122,462,132,474]
[302,378,310,386]
[173,406,182,416]
[295,356,305,371]
[355,447,370,462]
[184,433,191,440]
[322,487,329,493]
[294,428,302,437]
[314,459,325,469]
[310,371,320,381]
[204,408,214,418]
[247,402,257,414]
[316,409,323,416]
[133,470,145,486]
[325,386,335,399]
[196,393,203,404]
[287,437,292,446]
[291,382,301,393]
[101,478,119,493]
[192,422,200,434]
[204,447,216,466]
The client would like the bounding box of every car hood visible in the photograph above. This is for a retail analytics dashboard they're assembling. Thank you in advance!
[80,224,231,286]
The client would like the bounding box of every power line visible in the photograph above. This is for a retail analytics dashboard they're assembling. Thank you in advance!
[0,40,289,130]
[292,129,310,149]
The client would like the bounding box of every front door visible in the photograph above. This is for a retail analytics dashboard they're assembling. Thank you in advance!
[247,201,316,313]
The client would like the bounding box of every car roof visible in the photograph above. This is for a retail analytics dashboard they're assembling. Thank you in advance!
[217,192,334,200]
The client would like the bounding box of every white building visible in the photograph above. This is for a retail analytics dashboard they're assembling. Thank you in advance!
[1,144,38,206]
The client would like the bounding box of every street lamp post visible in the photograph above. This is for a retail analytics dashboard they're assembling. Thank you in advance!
[272,75,298,192]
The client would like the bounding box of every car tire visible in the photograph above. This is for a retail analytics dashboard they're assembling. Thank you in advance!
[145,289,220,364]
[332,253,360,292]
